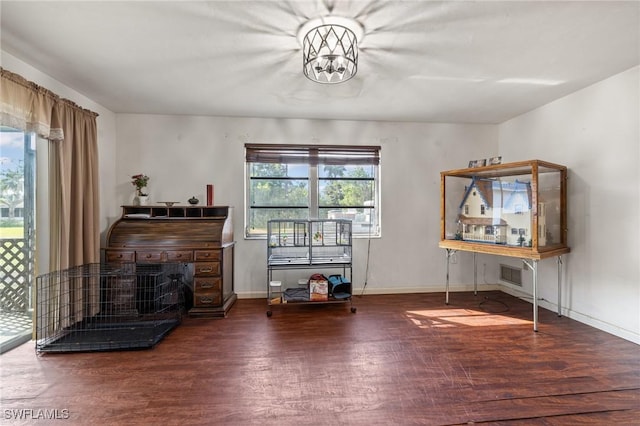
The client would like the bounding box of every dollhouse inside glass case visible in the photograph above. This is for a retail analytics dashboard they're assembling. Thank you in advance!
[440,159,570,259]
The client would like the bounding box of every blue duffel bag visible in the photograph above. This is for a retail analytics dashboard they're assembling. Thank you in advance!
[328,274,351,299]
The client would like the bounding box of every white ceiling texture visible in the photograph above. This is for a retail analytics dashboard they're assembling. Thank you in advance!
[1,1,638,123]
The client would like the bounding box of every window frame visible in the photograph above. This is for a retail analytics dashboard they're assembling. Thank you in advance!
[244,144,381,239]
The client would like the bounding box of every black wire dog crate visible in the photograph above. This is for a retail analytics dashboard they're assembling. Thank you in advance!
[36,262,186,353]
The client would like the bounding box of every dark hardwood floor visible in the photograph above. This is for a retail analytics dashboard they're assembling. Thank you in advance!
[2,291,639,425]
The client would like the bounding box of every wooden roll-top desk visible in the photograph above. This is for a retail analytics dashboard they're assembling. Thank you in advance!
[104,205,236,318]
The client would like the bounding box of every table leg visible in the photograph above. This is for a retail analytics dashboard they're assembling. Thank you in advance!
[557,256,563,317]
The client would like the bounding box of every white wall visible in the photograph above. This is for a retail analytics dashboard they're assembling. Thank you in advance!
[115,115,498,298]
[498,66,640,343]
[1,51,118,271]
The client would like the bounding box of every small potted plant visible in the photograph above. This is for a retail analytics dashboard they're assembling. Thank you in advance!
[131,174,150,205]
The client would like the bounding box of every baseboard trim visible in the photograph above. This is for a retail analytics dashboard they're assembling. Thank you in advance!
[497,286,640,345]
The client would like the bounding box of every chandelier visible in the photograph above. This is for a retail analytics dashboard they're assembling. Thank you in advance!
[299,17,362,84]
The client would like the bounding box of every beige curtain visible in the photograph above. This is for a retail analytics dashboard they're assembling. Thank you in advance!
[50,101,101,321]
[1,68,100,330]
[48,101,100,270]
[0,68,61,140]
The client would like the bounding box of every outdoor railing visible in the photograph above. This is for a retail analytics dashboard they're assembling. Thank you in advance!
[0,238,32,311]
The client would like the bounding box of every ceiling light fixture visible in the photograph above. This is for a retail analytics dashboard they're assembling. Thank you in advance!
[298,17,362,84]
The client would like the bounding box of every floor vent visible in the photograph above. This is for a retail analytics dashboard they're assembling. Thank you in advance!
[500,264,523,286]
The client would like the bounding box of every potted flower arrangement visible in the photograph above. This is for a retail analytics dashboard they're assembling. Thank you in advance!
[131,174,149,205]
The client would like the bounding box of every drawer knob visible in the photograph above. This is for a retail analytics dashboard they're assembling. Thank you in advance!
[146,254,152,258]
[200,267,213,273]
[200,297,213,304]
[200,283,213,289]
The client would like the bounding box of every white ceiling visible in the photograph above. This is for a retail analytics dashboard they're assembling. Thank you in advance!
[1,1,638,124]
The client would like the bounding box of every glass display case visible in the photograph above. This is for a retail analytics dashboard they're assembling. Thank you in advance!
[440,159,569,259]
[439,160,570,331]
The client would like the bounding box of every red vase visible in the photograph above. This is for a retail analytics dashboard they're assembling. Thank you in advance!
[206,184,214,206]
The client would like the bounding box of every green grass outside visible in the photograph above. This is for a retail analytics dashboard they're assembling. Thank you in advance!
[0,227,24,238]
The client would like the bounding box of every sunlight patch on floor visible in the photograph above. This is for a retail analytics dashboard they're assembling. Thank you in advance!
[406,308,531,328]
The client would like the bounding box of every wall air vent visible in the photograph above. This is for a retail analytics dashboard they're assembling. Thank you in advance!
[500,264,522,286]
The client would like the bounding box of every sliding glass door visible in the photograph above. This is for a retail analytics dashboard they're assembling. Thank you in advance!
[0,127,36,352]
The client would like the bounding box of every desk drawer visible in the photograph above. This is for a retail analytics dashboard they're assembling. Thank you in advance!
[194,277,221,292]
[193,278,222,307]
[136,251,162,263]
[194,293,222,307]
[166,250,193,262]
[194,262,220,276]
[194,249,220,262]
[105,250,135,263]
